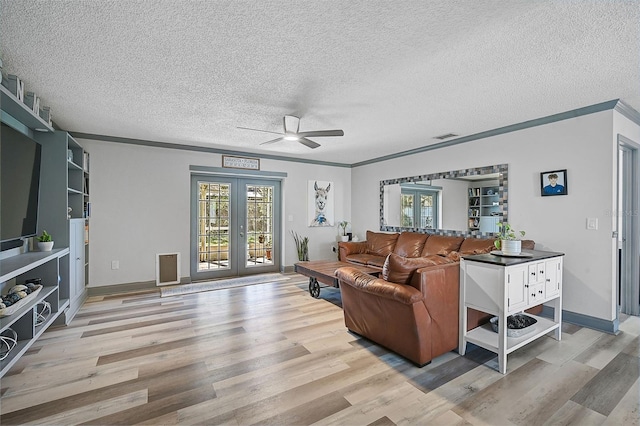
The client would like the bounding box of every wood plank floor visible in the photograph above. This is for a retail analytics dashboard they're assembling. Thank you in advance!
[1,274,638,425]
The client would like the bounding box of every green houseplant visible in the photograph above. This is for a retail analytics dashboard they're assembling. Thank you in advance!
[494,222,525,254]
[37,230,54,252]
[291,230,309,261]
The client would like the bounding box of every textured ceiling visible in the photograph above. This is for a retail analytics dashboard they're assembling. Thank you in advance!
[1,1,639,164]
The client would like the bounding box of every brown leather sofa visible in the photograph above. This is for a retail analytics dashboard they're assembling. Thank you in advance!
[336,231,535,366]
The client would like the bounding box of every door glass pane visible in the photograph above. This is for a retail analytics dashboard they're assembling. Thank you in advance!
[198,182,230,271]
[246,184,274,267]
[401,193,414,227]
[420,194,434,228]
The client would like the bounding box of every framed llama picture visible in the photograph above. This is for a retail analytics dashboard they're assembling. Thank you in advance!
[540,169,568,196]
[308,180,334,227]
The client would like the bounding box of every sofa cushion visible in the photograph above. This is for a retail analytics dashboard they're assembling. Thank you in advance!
[393,232,428,258]
[421,235,464,256]
[344,253,383,266]
[446,247,492,262]
[459,237,496,254]
[382,253,454,284]
[366,231,399,257]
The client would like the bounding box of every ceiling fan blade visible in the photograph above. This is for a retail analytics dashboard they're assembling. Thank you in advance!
[260,137,284,145]
[297,129,344,138]
[237,126,284,136]
[298,137,321,149]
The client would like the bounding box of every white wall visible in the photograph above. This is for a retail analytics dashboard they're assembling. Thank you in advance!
[80,140,351,287]
[81,108,640,324]
[352,110,619,322]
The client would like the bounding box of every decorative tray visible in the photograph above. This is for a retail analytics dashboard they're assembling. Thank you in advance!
[0,285,43,317]
[490,250,533,258]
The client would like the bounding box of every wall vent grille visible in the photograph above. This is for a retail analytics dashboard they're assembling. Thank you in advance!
[433,133,459,140]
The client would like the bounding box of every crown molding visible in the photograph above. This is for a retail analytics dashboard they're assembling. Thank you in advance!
[68,132,351,168]
[352,100,620,167]
[614,99,640,126]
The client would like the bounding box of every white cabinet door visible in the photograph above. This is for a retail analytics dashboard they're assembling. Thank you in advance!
[545,258,562,298]
[69,219,85,301]
[507,266,527,313]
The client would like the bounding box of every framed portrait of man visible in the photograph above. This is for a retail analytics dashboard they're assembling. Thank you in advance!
[540,169,568,196]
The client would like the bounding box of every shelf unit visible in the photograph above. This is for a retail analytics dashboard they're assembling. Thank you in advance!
[459,250,564,374]
[467,187,481,229]
[1,74,89,377]
[36,131,90,324]
[468,184,501,232]
[0,249,70,378]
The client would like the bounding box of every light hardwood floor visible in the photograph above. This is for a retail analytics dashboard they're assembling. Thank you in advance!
[1,274,638,425]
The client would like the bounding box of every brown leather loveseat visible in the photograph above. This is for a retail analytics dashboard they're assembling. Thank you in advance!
[336,231,535,366]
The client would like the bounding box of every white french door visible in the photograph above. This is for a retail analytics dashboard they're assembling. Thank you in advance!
[190,175,281,281]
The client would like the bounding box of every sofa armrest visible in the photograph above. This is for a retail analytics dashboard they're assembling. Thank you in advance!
[410,262,460,352]
[335,267,422,305]
[338,241,368,261]
[411,262,460,309]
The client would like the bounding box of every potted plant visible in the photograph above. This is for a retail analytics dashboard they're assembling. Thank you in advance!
[338,221,349,242]
[291,230,309,261]
[264,235,272,260]
[494,222,525,255]
[37,230,54,252]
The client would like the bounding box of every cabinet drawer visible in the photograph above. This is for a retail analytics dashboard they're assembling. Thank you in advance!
[528,261,546,285]
[528,283,545,304]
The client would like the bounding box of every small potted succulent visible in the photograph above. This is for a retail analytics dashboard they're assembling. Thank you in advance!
[494,222,525,255]
[37,230,54,252]
[338,221,349,242]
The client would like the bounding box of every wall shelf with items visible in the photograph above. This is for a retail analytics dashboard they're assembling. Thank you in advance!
[1,71,82,377]
[35,131,90,324]
[0,249,70,378]
[467,187,481,230]
[0,84,53,133]
[468,184,501,232]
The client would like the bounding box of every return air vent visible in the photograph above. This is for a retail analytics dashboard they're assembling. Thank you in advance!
[433,133,459,140]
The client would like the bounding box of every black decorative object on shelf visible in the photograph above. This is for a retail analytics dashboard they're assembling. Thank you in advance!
[490,314,538,338]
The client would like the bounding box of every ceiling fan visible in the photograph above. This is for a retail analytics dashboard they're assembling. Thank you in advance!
[238,115,344,149]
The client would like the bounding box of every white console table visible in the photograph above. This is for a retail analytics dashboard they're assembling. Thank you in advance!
[459,250,564,374]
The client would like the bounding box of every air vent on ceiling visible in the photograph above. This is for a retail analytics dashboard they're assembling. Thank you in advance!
[433,133,459,140]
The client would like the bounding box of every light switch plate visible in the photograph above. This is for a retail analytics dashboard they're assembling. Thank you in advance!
[586,218,598,230]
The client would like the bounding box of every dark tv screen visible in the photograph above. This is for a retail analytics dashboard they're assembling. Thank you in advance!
[1,123,42,244]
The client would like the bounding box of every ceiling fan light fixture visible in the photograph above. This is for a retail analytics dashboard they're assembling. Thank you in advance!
[284,134,299,141]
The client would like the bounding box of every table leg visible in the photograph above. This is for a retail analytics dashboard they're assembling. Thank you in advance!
[308,277,321,298]
[498,310,507,374]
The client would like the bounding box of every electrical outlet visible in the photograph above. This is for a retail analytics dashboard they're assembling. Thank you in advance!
[111,260,119,270]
